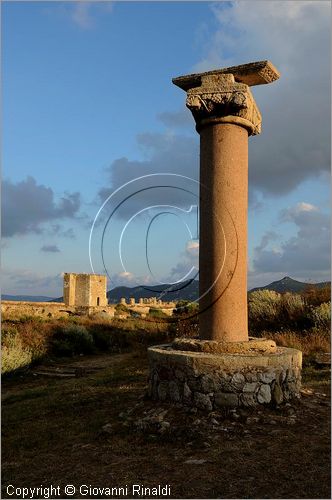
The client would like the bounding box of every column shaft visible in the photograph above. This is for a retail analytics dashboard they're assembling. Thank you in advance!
[199,122,248,342]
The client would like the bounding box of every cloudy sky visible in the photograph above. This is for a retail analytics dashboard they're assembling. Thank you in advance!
[2,0,330,296]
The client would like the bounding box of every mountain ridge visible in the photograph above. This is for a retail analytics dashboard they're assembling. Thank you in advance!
[2,276,330,303]
[249,276,330,294]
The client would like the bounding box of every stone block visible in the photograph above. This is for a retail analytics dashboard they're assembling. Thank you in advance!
[279,370,287,384]
[259,371,276,384]
[158,382,169,401]
[243,382,258,393]
[194,392,213,411]
[239,393,257,407]
[230,372,245,391]
[187,377,201,392]
[215,392,239,408]
[245,371,258,382]
[183,382,192,403]
[200,374,216,393]
[257,384,271,404]
[174,368,185,382]
[271,381,283,405]
[169,381,180,402]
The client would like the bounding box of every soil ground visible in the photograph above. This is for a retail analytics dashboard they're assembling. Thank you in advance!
[2,349,331,499]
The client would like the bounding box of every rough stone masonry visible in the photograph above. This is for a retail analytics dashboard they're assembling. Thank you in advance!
[148,61,302,409]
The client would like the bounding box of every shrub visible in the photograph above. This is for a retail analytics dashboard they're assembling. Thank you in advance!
[279,292,308,329]
[248,290,317,332]
[302,284,331,307]
[52,324,95,356]
[88,324,129,352]
[248,290,282,331]
[148,308,168,318]
[173,300,199,316]
[115,303,128,312]
[2,320,50,369]
[281,292,305,318]
[309,302,331,332]
[1,335,33,374]
[18,321,51,358]
[2,324,19,342]
[18,315,44,324]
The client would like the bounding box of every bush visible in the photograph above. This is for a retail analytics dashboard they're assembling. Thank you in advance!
[1,335,33,374]
[2,320,50,373]
[302,284,331,307]
[115,303,128,312]
[248,290,281,331]
[248,290,318,332]
[281,293,305,319]
[309,302,331,331]
[279,292,308,329]
[148,308,168,319]
[173,300,199,316]
[88,324,129,352]
[52,324,95,357]
[2,324,19,342]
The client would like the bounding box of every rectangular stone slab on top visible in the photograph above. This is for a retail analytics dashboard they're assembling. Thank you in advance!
[172,60,280,90]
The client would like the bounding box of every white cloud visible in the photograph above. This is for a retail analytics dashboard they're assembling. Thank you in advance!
[71,1,114,29]
[72,2,93,29]
[2,269,63,297]
[99,133,199,218]
[192,1,330,196]
[252,202,330,283]
[108,270,153,288]
[2,177,81,238]
[166,239,199,283]
[186,240,199,254]
[283,202,319,216]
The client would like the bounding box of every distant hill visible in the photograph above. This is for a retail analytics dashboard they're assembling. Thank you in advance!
[107,279,199,303]
[249,276,331,294]
[1,295,63,303]
[3,276,330,304]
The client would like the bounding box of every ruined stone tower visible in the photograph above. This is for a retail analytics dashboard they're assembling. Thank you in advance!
[63,273,108,307]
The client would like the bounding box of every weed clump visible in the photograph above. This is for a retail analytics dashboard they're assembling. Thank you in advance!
[52,324,95,357]
[148,308,168,319]
[1,333,33,374]
[309,302,331,332]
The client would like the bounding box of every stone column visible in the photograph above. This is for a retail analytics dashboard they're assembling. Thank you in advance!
[173,61,280,343]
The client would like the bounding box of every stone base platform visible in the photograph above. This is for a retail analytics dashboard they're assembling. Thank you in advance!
[148,340,302,410]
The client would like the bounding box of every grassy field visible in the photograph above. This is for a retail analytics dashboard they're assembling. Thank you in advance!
[2,292,331,499]
[2,343,330,499]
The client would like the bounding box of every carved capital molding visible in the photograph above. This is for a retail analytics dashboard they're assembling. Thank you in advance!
[185,74,261,135]
[173,61,280,136]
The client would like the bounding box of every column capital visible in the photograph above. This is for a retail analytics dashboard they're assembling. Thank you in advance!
[173,60,280,136]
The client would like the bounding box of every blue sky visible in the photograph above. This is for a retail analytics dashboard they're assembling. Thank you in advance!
[2,1,331,296]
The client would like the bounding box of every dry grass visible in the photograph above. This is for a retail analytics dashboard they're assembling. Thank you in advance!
[1,350,330,499]
[248,288,331,333]
[264,330,330,359]
[1,316,173,374]
[2,308,330,375]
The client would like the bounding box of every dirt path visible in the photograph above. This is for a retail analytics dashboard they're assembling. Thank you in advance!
[2,352,330,499]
